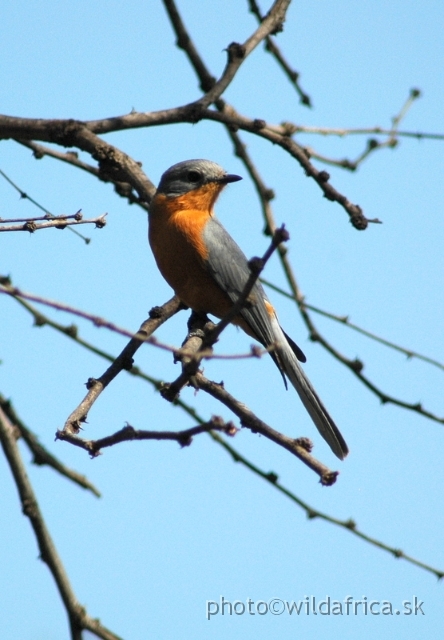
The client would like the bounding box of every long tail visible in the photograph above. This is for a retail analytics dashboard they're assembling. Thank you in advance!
[272,322,349,460]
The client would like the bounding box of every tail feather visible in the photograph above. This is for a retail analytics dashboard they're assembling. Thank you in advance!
[273,323,349,460]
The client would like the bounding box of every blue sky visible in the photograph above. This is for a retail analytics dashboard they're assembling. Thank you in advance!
[1,1,443,639]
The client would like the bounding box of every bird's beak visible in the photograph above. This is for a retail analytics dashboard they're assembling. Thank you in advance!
[218,173,242,184]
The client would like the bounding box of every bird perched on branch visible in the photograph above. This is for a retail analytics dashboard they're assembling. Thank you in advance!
[148,159,348,459]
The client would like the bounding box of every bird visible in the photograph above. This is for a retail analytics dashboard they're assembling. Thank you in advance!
[148,159,349,459]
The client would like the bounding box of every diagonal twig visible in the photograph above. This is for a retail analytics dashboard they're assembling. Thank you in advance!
[0,167,91,243]
[261,277,444,372]
[194,372,338,485]
[247,0,312,106]
[59,296,182,437]
[0,395,100,497]
[0,407,122,640]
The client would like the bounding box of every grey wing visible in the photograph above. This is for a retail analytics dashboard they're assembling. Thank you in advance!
[202,216,276,348]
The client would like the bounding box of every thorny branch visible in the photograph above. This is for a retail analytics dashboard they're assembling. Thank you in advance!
[0,407,122,640]
[6,289,443,578]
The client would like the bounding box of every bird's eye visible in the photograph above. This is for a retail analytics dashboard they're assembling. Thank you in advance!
[187,170,201,183]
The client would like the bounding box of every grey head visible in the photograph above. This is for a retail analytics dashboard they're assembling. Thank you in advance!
[156,159,242,197]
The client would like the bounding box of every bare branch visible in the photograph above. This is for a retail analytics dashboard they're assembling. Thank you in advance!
[0,407,122,640]
[1,278,268,365]
[0,394,100,497]
[247,0,312,106]
[271,123,444,140]
[0,210,83,223]
[17,139,100,176]
[56,417,237,456]
[159,310,337,484]
[194,372,338,485]
[0,279,170,342]
[0,212,106,233]
[9,281,443,577]
[261,278,444,372]
[210,429,444,579]
[160,0,375,228]
[390,88,422,137]
[300,89,423,171]
[0,108,381,228]
[59,296,182,437]
[0,166,91,242]
[17,139,149,209]
[192,0,292,109]
[0,0,375,229]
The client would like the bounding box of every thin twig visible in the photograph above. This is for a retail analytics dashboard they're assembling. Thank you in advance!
[17,139,100,176]
[209,429,444,579]
[270,125,444,140]
[56,417,237,456]
[260,278,444,372]
[0,277,271,363]
[247,0,312,106]
[0,167,91,243]
[0,280,170,342]
[190,0,292,110]
[0,394,100,497]
[59,296,182,436]
[272,89,424,171]
[0,213,106,233]
[16,139,148,209]
[0,210,83,223]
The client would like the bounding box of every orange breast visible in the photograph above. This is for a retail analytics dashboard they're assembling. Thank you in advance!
[149,191,234,318]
